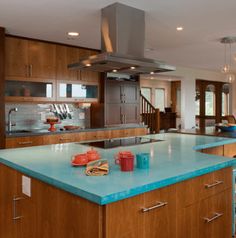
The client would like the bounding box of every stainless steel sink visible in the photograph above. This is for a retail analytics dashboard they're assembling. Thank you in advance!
[8,130,32,134]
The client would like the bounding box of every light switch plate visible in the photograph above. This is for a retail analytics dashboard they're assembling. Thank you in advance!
[22,175,31,197]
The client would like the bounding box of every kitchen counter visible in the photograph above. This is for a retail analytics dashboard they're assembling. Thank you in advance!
[0,133,236,205]
[177,126,236,138]
[5,124,147,138]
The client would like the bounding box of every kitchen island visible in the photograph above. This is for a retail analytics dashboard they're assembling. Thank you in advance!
[0,133,236,238]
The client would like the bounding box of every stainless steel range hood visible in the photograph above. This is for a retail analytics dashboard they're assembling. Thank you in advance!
[68,3,175,75]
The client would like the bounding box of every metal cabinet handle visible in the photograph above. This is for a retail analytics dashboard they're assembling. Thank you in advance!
[205,180,223,189]
[142,201,168,212]
[25,65,29,77]
[59,138,71,141]
[13,196,24,222]
[18,141,33,145]
[203,212,223,223]
[29,64,33,77]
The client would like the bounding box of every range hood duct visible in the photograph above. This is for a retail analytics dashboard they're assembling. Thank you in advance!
[68,3,175,75]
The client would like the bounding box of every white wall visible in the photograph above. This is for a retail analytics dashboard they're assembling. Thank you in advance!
[140,79,171,109]
[141,66,236,129]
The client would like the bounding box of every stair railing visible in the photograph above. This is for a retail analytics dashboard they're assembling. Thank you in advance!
[140,93,160,134]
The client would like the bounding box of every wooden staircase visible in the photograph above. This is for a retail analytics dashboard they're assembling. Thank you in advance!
[140,93,160,134]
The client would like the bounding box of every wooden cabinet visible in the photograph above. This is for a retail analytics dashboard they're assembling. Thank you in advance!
[0,164,102,238]
[5,37,28,78]
[56,46,100,83]
[5,36,56,80]
[142,185,176,238]
[5,136,44,148]
[5,128,147,148]
[176,167,232,238]
[103,79,140,126]
[56,45,80,81]
[0,164,232,238]
[223,142,236,158]
[0,164,18,238]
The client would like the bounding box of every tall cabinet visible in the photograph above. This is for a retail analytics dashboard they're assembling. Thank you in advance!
[105,79,140,125]
[91,77,140,127]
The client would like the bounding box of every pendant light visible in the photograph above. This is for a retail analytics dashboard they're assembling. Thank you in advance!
[220,37,236,83]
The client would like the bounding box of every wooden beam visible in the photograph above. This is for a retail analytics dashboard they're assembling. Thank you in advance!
[0,27,5,148]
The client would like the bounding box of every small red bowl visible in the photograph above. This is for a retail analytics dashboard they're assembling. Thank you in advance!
[71,153,88,166]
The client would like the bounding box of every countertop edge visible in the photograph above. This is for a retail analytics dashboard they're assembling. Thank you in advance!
[1,156,235,205]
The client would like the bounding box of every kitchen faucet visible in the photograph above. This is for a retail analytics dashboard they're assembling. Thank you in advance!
[8,108,18,132]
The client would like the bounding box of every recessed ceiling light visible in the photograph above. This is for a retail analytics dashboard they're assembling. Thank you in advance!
[68,32,79,37]
[130,66,136,70]
[112,69,118,72]
[176,26,183,31]
[150,72,154,74]
[85,63,91,67]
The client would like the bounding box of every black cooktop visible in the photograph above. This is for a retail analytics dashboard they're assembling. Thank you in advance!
[81,137,163,149]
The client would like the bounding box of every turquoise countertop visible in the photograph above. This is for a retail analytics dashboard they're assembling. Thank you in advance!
[0,133,236,205]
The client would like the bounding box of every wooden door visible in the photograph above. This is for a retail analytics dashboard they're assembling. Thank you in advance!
[143,185,176,238]
[106,80,122,103]
[28,40,56,79]
[123,104,139,124]
[0,165,19,238]
[56,45,79,81]
[5,37,28,78]
[123,82,139,103]
[105,104,122,125]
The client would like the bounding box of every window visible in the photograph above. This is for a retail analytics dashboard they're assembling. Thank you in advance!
[205,84,215,116]
[155,88,165,111]
[141,87,151,102]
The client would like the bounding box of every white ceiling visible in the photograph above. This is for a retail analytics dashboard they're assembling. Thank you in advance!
[1,0,236,72]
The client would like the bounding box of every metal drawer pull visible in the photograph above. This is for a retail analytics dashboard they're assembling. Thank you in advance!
[59,138,71,141]
[18,141,33,145]
[142,201,168,212]
[13,196,24,222]
[205,180,223,189]
[204,212,223,223]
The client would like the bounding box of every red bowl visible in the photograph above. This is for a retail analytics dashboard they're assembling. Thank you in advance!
[71,153,88,166]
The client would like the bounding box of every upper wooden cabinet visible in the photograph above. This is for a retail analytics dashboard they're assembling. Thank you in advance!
[56,45,100,83]
[56,45,80,81]
[5,37,56,80]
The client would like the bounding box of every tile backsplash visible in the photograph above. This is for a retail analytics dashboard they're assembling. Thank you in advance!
[5,103,90,131]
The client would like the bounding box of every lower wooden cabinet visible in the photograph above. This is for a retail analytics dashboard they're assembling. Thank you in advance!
[0,165,233,238]
[177,189,232,238]
[5,127,147,148]
[5,136,44,148]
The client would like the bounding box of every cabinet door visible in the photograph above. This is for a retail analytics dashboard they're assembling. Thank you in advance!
[80,49,100,83]
[28,41,56,79]
[5,37,28,78]
[123,104,139,124]
[5,136,44,148]
[123,82,139,103]
[106,80,122,103]
[105,104,122,125]
[0,165,19,238]
[177,189,232,238]
[56,45,79,81]
[105,195,144,238]
[143,185,176,238]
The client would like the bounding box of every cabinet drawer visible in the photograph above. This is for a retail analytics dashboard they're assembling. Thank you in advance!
[5,136,43,148]
[43,133,78,145]
[177,188,232,238]
[176,167,232,208]
[143,185,176,238]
